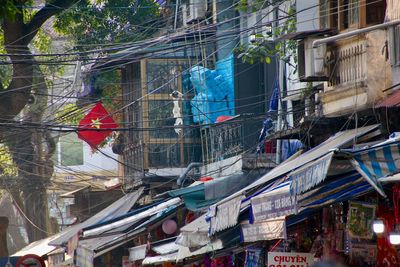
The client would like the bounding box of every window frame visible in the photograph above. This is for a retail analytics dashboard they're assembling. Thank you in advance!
[319,0,385,31]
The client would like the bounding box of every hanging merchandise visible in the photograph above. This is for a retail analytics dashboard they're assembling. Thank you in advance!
[211,256,233,267]
[245,248,264,267]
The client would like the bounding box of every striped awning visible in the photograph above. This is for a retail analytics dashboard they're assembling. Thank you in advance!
[349,141,400,197]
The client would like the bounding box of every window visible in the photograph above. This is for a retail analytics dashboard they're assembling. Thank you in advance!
[59,133,84,166]
[391,25,400,66]
[366,0,386,25]
[329,0,386,31]
[340,0,359,30]
[320,0,338,30]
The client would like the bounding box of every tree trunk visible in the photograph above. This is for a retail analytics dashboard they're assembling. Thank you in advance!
[7,63,55,242]
[0,217,9,257]
[0,0,79,242]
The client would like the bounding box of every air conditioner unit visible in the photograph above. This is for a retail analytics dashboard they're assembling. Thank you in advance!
[181,0,207,26]
[297,36,328,82]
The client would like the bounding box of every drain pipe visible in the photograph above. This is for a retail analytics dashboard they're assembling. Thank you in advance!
[177,162,203,187]
[313,19,400,48]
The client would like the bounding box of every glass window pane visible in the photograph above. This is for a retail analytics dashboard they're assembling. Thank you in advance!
[148,100,177,138]
[350,0,359,25]
[146,60,189,94]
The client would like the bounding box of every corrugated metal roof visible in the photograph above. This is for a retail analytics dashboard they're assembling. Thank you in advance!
[376,90,400,108]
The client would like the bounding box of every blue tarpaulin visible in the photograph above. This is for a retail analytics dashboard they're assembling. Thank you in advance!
[190,54,234,124]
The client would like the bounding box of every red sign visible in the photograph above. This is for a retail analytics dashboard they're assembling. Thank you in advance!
[267,252,314,267]
[16,254,45,267]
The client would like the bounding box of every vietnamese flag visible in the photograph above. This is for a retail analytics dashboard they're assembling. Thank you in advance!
[77,102,118,148]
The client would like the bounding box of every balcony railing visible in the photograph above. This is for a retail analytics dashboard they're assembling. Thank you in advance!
[327,40,367,88]
[201,120,243,164]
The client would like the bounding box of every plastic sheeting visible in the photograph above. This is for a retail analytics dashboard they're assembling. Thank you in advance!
[190,54,235,124]
[281,139,304,161]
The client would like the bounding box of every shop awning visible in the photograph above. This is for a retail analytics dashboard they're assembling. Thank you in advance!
[299,171,372,209]
[240,217,286,242]
[290,152,334,195]
[12,235,58,257]
[152,240,180,255]
[74,198,181,261]
[176,239,223,262]
[142,253,177,265]
[176,214,209,248]
[166,173,259,211]
[78,227,146,259]
[249,181,294,223]
[345,140,400,197]
[145,239,224,264]
[49,187,144,246]
[206,125,379,235]
[246,125,378,194]
[82,197,181,237]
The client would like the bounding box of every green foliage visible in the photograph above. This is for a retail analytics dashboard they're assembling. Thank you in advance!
[236,41,274,64]
[0,145,17,176]
[0,0,19,20]
[54,0,161,52]
[0,30,12,89]
[32,29,52,54]
[55,103,85,125]
[236,5,297,65]
[236,0,268,13]
[96,70,122,116]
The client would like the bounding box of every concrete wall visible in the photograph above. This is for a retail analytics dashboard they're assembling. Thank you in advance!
[387,0,400,87]
[296,0,320,32]
[320,30,392,116]
[386,0,400,21]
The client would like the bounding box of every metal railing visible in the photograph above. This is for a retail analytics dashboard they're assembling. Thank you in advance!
[328,41,367,87]
[201,120,243,164]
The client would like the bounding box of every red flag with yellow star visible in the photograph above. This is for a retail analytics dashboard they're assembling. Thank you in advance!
[77,102,118,148]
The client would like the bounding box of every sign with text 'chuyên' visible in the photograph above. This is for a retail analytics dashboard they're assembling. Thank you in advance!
[267,252,314,267]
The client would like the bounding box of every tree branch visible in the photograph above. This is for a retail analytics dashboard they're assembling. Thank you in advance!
[24,0,79,43]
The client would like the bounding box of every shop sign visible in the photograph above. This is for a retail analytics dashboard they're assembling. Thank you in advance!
[291,152,333,195]
[267,252,314,267]
[241,218,286,242]
[251,192,295,222]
